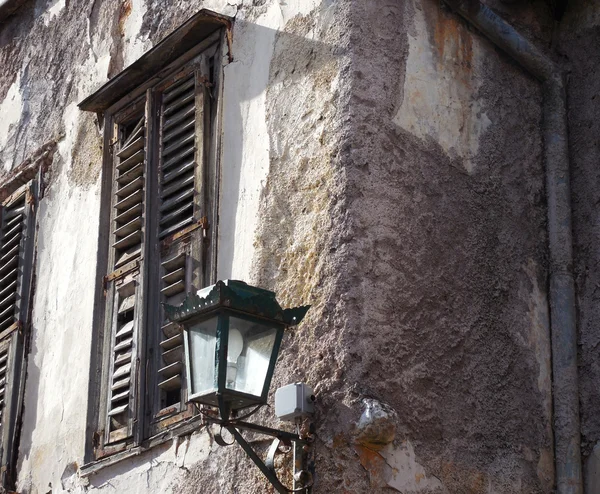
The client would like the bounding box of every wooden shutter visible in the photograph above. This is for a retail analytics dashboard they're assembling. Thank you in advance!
[102,104,148,449]
[0,181,36,487]
[151,46,218,429]
[0,190,33,335]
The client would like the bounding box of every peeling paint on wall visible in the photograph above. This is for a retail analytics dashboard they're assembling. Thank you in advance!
[393,0,492,173]
[41,0,66,27]
[0,73,23,170]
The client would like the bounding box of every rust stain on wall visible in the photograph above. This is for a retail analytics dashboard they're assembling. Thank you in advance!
[432,9,473,74]
[118,0,133,36]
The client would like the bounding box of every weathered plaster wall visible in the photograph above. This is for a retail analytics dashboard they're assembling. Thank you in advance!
[0,0,587,492]
[310,0,555,492]
[558,1,600,492]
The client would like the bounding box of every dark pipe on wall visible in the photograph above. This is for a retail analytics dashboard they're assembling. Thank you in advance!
[441,1,581,493]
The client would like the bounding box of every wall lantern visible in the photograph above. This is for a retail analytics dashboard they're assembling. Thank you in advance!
[164,280,314,493]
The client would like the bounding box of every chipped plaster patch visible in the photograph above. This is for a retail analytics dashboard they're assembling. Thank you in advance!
[381,442,444,492]
[42,0,66,26]
[58,102,80,169]
[356,440,445,492]
[0,73,23,170]
[122,0,150,67]
[393,1,491,173]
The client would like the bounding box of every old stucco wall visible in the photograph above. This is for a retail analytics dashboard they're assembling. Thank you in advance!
[310,0,555,492]
[1,0,589,492]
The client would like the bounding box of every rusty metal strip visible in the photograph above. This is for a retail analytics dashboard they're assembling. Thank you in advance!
[160,217,208,250]
[0,321,20,342]
[104,259,140,285]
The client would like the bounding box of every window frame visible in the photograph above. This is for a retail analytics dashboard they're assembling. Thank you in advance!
[84,25,227,463]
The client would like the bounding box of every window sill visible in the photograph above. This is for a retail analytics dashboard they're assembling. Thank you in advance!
[80,415,205,478]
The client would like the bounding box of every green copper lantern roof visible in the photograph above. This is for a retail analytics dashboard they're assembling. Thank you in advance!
[163,280,310,326]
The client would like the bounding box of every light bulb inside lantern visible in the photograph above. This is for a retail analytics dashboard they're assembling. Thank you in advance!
[226,328,244,388]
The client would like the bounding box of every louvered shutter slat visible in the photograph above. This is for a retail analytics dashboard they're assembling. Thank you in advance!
[111,376,131,392]
[2,221,23,241]
[113,362,132,380]
[160,333,183,351]
[162,345,183,365]
[161,174,194,199]
[111,389,130,402]
[116,176,144,198]
[117,163,144,185]
[115,320,134,338]
[3,206,24,222]
[162,161,194,186]
[158,375,181,391]
[0,257,18,278]
[0,269,18,288]
[158,361,182,377]
[163,78,194,104]
[0,293,16,311]
[0,245,19,266]
[159,202,194,229]
[161,321,181,339]
[163,92,194,117]
[114,189,144,212]
[114,217,142,239]
[163,107,195,136]
[115,203,143,225]
[162,145,194,171]
[117,136,144,160]
[112,231,142,251]
[0,303,16,321]
[1,231,22,254]
[114,337,133,353]
[108,404,128,417]
[159,189,194,214]
[116,149,145,173]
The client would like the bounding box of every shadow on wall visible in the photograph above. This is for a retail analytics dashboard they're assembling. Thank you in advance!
[214,15,339,280]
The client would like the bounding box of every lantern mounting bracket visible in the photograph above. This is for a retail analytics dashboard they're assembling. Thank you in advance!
[205,415,315,494]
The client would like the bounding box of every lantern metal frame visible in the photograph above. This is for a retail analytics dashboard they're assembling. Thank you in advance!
[164,280,314,493]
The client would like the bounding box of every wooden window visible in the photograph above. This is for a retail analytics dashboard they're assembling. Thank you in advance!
[0,180,37,488]
[91,29,223,459]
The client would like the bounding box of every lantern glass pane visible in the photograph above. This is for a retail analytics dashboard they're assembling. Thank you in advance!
[226,316,278,397]
[188,317,218,396]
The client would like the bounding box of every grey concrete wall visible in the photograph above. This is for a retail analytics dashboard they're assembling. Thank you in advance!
[0,0,596,492]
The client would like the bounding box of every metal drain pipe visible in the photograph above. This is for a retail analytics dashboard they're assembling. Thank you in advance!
[441,1,581,493]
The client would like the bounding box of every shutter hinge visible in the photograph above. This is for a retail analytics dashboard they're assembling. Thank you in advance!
[199,216,210,239]
[197,75,213,88]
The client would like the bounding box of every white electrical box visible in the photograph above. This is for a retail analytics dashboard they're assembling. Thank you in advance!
[275,383,315,421]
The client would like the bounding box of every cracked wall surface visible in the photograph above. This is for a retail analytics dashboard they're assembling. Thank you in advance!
[0,0,597,492]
